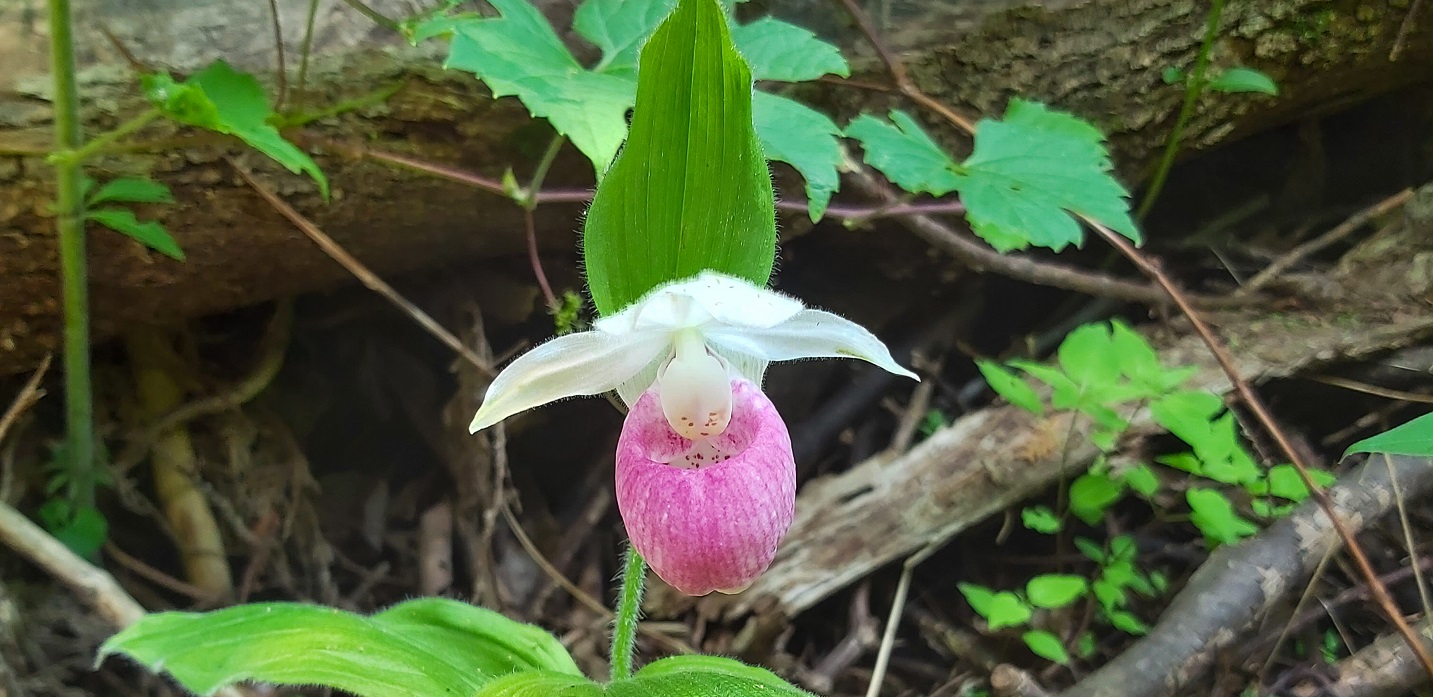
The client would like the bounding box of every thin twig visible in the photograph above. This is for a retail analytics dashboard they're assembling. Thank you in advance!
[846,165,1250,307]
[835,0,977,134]
[1241,188,1414,293]
[1392,0,1426,61]
[866,542,942,697]
[339,0,399,31]
[228,158,494,375]
[1086,217,1433,682]
[0,354,50,446]
[103,541,216,602]
[1308,373,1433,405]
[294,0,320,105]
[522,136,565,308]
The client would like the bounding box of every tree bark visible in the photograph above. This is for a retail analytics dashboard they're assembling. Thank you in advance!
[1,0,1429,375]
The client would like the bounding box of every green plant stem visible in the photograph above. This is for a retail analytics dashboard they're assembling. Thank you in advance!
[609,546,647,681]
[48,0,95,509]
[520,135,566,210]
[1135,0,1225,220]
[49,108,160,166]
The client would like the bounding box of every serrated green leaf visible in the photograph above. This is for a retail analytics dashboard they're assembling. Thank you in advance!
[88,177,175,206]
[574,0,678,75]
[1069,472,1124,525]
[1022,630,1071,664]
[582,0,775,314]
[447,0,634,178]
[87,208,184,261]
[99,599,581,697]
[1151,390,1224,449]
[475,671,602,697]
[1345,412,1433,458]
[1022,505,1062,534]
[958,100,1139,252]
[1206,67,1278,96]
[1026,574,1087,609]
[731,17,848,82]
[846,110,962,195]
[976,360,1044,414]
[621,655,813,696]
[1187,488,1259,546]
[753,93,840,220]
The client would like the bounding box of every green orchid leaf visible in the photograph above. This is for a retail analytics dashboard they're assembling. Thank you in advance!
[87,208,184,261]
[731,17,848,83]
[1344,411,1433,458]
[582,0,775,314]
[476,671,602,697]
[99,599,581,697]
[144,61,327,198]
[615,655,813,696]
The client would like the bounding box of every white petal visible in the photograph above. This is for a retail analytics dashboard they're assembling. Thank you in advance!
[593,271,803,335]
[469,329,668,433]
[704,309,918,380]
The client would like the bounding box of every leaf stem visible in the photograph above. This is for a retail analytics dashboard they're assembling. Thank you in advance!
[49,108,161,166]
[48,0,96,509]
[609,546,647,681]
[1135,0,1224,219]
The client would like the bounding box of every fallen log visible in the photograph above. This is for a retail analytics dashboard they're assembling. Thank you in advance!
[1,0,1430,376]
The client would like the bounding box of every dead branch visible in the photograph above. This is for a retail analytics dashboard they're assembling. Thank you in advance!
[1320,613,1433,697]
[1058,454,1433,697]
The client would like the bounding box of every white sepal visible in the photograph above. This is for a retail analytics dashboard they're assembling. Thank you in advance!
[704,309,918,380]
[469,329,667,433]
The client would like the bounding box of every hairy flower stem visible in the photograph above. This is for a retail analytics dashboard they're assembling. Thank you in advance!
[48,0,95,509]
[609,546,647,681]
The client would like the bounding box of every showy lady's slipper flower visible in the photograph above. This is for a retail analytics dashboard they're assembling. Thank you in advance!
[470,271,917,595]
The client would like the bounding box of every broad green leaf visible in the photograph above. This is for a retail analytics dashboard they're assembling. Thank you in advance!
[620,655,812,696]
[1058,323,1121,390]
[99,599,581,697]
[1022,630,1071,664]
[1026,575,1088,609]
[1106,609,1149,635]
[846,110,961,195]
[1187,488,1259,546]
[88,177,175,206]
[582,0,775,314]
[1206,67,1278,96]
[145,61,328,198]
[1021,505,1062,533]
[1151,390,1224,450]
[87,208,185,261]
[476,671,602,697]
[1109,320,1196,394]
[731,17,848,82]
[1120,464,1161,496]
[1069,472,1124,525]
[1073,537,1106,564]
[1091,578,1125,610]
[1247,464,1335,502]
[1345,412,1433,458]
[984,592,1033,630]
[959,100,1139,251]
[957,583,997,617]
[753,92,841,219]
[976,360,1043,414]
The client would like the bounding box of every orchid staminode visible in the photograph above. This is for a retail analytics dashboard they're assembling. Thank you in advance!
[470,270,917,595]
